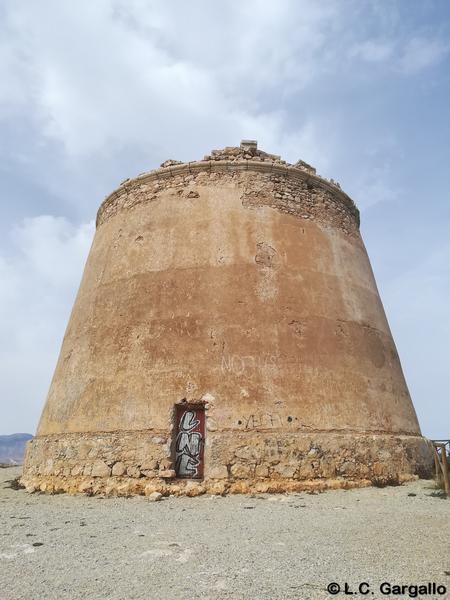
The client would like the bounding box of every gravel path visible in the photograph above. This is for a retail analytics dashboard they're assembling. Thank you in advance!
[0,467,449,600]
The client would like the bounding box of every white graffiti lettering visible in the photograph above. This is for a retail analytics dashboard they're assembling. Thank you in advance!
[221,354,277,375]
[175,409,203,478]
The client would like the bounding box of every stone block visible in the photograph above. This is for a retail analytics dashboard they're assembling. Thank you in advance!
[112,462,126,476]
[159,469,176,479]
[208,466,228,479]
[91,461,111,477]
[126,466,141,478]
[140,459,159,471]
[255,464,269,477]
[230,463,253,479]
[273,463,297,478]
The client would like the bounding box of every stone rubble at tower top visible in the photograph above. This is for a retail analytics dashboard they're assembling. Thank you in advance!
[159,140,341,189]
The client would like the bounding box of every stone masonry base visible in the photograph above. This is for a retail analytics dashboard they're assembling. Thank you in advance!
[20,431,434,496]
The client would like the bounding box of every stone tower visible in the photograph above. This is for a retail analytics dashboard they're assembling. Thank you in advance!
[22,141,432,495]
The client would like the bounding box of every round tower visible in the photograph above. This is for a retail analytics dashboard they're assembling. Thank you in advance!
[22,141,433,495]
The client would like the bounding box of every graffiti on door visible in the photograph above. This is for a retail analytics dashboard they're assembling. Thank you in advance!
[175,405,205,478]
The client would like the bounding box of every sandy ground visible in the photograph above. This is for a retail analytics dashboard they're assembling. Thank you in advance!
[0,467,449,600]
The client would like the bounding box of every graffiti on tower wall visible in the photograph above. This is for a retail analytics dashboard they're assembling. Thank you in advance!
[175,406,205,478]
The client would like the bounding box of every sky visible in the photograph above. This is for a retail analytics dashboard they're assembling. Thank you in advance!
[0,0,449,438]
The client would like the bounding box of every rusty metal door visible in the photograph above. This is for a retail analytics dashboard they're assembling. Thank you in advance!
[175,405,205,479]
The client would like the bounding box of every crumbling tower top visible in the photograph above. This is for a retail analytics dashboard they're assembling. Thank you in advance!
[97,141,356,229]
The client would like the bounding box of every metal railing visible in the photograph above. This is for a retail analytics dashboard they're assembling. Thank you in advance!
[431,440,449,494]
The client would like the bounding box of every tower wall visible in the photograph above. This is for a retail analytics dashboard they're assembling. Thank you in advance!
[22,147,433,495]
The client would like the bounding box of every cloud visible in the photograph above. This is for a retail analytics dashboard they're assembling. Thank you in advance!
[0,216,94,433]
[349,35,449,74]
[398,36,449,74]
[0,0,449,438]
[349,39,394,63]
[0,0,342,163]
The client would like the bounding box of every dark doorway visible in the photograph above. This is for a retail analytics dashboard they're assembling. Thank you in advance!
[174,404,205,479]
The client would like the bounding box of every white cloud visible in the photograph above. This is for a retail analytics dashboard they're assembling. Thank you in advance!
[350,39,394,63]
[0,0,340,161]
[0,216,94,433]
[398,36,449,74]
[349,35,449,74]
[0,0,449,439]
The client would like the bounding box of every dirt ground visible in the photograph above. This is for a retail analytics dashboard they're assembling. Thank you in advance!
[0,467,448,600]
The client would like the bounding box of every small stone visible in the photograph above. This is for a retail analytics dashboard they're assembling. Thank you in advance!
[160,159,183,168]
[159,469,176,479]
[184,481,206,496]
[208,466,228,479]
[255,464,269,478]
[91,461,111,478]
[78,481,93,494]
[308,446,321,457]
[201,392,215,404]
[234,446,258,461]
[159,458,172,470]
[126,466,141,478]
[230,463,253,479]
[141,469,157,477]
[208,482,227,496]
[112,462,126,477]
[141,459,159,471]
[148,491,163,502]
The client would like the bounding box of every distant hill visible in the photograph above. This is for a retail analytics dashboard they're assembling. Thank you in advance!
[0,433,33,466]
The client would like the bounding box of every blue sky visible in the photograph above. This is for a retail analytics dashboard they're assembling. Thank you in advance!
[0,0,449,437]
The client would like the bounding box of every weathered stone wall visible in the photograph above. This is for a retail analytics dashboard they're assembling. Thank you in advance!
[97,161,359,234]
[23,431,432,496]
[22,143,433,495]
